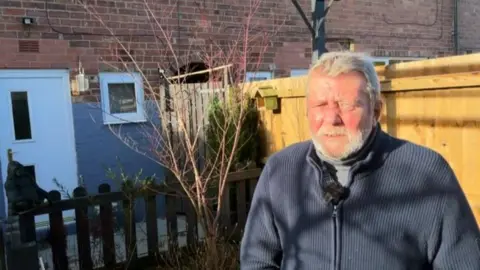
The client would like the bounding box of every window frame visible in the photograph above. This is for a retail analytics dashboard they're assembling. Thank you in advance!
[99,72,146,125]
[245,71,273,82]
[9,90,34,142]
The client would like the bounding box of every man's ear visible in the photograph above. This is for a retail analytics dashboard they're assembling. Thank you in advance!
[373,99,383,121]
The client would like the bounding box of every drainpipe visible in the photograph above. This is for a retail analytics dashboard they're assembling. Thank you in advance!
[453,0,459,54]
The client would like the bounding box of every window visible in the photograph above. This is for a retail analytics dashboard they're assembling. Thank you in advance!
[99,72,146,125]
[245,71,273,82]
[10,91,33,140]
[290,69,309,77]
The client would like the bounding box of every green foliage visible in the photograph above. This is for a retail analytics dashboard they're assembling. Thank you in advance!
[104,158,158,194]
[205,89,259,171]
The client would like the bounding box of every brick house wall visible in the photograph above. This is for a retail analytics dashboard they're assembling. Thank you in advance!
[1,0,479,78]
[0,0,314,81]
[326,0,480,57]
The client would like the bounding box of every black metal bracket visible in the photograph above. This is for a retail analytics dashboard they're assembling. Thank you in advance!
[290,0,315,38]
[290,0,342,59]
[290,0,337,38]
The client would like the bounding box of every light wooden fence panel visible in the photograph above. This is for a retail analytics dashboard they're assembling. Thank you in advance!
[160,81,227,169]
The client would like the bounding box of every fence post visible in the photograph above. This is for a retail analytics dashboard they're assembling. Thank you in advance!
[165,192,178,252]
[73,187,93,270]
[122,191,137,269]
[98,184,116,268]
[48,190,68,270]
[4,200,39,270]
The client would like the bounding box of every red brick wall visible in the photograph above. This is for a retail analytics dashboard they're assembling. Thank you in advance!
[326,0,447,57]
[0,0,478,82]
[0,0,313,81]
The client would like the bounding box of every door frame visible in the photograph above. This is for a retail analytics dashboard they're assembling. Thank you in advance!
[0,69,79,217]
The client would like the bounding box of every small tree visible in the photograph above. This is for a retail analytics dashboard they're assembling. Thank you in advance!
[205,93,260,172]
[74,0,284,268]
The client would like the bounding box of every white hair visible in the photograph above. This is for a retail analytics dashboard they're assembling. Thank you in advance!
[307,51,381,105]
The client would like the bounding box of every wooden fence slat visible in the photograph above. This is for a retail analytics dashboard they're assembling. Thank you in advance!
[145,193,158,258]
[48,190,69,270]
[169,84,177,148]
[228,168,263,182]
[236,181,247,233]
[248,178,258,199]
[122,195,137,268]
[220,183,231,235]
[182,85,191,139]
[73,187,93,270]
[185,199,197,246]
[247,178,259,213]
[189,84,197,143]
[194,89,205,170]
[165,193,178,252]
[98,184,116,268]
[18,213,36,246]
[15,212,39,270]
[200,90,208,169]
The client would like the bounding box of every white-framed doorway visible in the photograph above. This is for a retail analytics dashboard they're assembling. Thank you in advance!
[0,69,79,227]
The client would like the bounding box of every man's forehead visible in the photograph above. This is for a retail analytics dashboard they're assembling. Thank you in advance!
[308,73,366,94]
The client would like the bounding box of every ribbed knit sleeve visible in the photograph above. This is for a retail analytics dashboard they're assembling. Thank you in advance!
[428,156,480,269]
[240,163,282,270]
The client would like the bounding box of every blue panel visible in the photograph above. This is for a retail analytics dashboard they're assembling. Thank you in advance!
[72,102,166,222]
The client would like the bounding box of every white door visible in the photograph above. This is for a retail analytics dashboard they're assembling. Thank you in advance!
[0,69,78,227]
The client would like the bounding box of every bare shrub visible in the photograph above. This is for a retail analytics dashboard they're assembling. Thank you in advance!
[70,0,285,268]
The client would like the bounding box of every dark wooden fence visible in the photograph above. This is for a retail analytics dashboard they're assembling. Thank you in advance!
[1,168,261,270]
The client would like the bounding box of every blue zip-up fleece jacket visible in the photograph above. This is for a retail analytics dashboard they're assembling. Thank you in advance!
[240,129,480,269]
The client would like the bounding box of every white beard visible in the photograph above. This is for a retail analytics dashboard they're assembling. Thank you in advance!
[312,125,372,160]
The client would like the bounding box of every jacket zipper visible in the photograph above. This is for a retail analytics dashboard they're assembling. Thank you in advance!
[332,204,340,270]
[307,156,343,270]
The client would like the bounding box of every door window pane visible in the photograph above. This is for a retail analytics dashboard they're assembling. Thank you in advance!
[108,83,137,114]
[23,165,36,182]
[11,91,32,140]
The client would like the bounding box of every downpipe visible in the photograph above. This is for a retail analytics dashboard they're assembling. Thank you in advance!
[453,0,459,54]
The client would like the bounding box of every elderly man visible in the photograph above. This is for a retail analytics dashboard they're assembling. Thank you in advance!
[240,51,480,269]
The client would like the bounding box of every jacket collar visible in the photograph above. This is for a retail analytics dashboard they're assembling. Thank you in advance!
[306,123,392,176]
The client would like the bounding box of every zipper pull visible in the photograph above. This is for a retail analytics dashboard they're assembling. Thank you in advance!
[332,204,338,218]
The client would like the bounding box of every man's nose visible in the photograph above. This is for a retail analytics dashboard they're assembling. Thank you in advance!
[323,107,343,125]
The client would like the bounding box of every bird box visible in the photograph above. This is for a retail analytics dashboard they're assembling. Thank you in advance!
[254,86,278,111]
